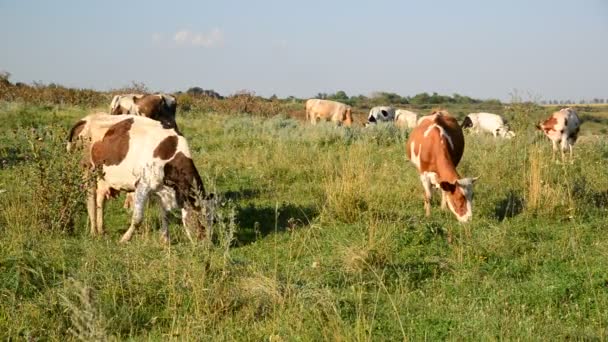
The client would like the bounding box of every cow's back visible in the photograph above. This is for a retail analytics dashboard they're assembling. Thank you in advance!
[407,112,464,169]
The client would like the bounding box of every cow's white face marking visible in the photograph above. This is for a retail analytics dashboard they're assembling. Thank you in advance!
[443,177,477,222]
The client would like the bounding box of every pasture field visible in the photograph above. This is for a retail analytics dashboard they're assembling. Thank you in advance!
[1,101,608,340]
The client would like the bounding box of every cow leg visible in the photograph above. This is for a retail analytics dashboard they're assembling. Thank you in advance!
[120,184,150,243]
[86,183,97,236]
[123,192,134,210]
[95,187,107,235]
[551,140,558,161]
[420,174,432,217]
[158,198,172,244]
[441,191,447,210]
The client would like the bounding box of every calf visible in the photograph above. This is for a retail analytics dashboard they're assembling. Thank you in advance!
[305,99,353,126]
[67,113,213,243]
[110,93,178,129]
[462,112,515,138]
[536,107,581,161]
[406,110,478,222]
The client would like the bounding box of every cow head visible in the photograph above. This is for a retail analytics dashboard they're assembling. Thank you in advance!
[182,192,215,241]
[497,126,515,139]
[343,107,353,126]
[439,177,479,222]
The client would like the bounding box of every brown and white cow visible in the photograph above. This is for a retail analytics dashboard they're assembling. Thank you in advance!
[110,93,178,129]
[536,107,581,161]
[305,99,353,126]
[67,113,213,243]
[406,110,478,222]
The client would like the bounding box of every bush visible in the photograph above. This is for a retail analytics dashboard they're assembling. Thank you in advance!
[24,127,90,234]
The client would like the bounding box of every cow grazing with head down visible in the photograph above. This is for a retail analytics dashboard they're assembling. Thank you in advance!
[536,107,581,161]
[462,112,515,138]
[109,93,144,114]
[406,110,478,222]
[367,106,395,125]
[67,113,213,243]
[110,93,178,129]
[305,99,353,126]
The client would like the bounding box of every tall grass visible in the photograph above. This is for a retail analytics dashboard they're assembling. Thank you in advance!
[1,103,608,340]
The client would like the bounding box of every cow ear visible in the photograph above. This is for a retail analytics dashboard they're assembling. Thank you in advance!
[439,181,456,192]
[456,177,479,187]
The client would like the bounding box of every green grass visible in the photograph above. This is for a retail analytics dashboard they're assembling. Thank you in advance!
[1,102,608,340]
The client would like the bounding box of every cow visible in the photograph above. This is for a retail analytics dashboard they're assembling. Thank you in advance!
[67,113,213,243]
[367,106,395,124]
[109,93,144,114]
[536,107,581,161]
[406,110,478,222]
[110,93,178,129]
[462,112,515,138]
[394,109,418,129]
[305,99,353,126]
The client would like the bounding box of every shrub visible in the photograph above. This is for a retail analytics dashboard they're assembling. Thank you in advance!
[24,126,90,234]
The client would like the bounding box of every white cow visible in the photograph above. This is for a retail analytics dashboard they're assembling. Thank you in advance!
[394,109,418,129]
[367,106,396,124]
[462,112,515,138]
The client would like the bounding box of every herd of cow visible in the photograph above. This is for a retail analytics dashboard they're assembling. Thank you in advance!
[65,95,582,242]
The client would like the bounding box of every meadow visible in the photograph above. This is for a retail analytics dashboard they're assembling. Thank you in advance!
[1,100,608,340]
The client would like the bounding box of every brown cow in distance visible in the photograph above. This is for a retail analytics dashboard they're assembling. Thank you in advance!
[67,113,213,243]
[406,110,478,222]
[536,107,581,161]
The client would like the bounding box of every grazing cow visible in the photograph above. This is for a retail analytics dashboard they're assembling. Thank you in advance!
[67,113,213,243]
[110,93,178,129]
[394,109,418,129]
[462,112,515,138]
[536,107,581,160]
[109,93,144,114]
[406,110,478,222]
[367,106,396,124]
[305,99,353,126]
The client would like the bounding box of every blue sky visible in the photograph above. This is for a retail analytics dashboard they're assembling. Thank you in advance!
[1,0,606,101]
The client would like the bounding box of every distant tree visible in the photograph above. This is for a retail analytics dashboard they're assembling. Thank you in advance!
[186,87,222,99]
[409,92,431,105]
[316,92,327,99]
[331,90,349,101]
[269,94,278,101]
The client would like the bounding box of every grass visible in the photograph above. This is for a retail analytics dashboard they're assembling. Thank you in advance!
[1,101,608,340]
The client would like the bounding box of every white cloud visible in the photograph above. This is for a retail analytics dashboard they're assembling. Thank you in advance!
[173,28,224,48]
